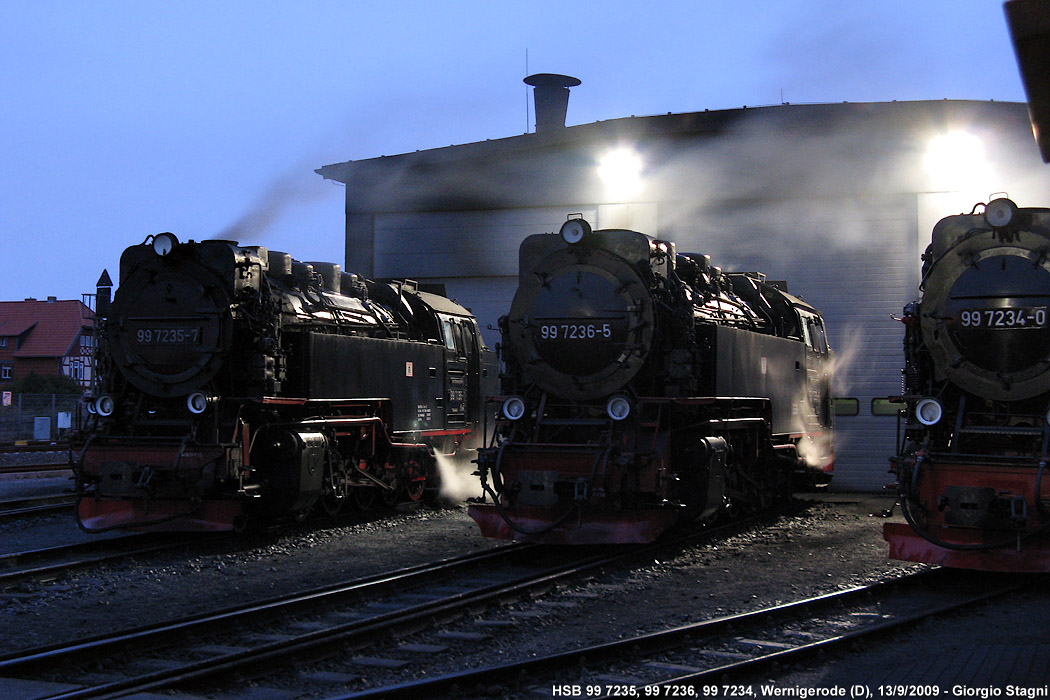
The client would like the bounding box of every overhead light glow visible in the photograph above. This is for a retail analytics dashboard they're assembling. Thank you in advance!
[599,147,644,201]
[923,131,988,193]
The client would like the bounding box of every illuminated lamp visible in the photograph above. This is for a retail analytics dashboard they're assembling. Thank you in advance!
[915,398,943,426]
[559,218,591,245]
[502,396,526,421]
[186,391,208,414]
[94,395,115,417]
[151,232,179,256]
[985,198,1019,228]
[606,395,631,421]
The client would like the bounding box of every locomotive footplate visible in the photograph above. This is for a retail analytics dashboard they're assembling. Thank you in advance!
[467,503,683,544]
[883,522,1050,572]
[885,459,1050,572]
[469,442,688,544]
[75,439,238,532]
[77,498,243,533]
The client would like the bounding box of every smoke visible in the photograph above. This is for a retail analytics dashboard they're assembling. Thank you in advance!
[218,166,335,243]
[435,452,483,502]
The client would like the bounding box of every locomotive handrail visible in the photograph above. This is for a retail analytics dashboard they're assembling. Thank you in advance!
[957,425,1045,435]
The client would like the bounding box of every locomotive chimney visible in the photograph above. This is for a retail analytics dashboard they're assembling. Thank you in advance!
[524,73,581,133]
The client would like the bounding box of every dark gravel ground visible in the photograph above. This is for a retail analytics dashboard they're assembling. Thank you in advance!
[1,492,1047,697]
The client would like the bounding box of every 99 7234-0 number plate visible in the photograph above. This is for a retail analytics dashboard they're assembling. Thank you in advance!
[959,306,1047,329]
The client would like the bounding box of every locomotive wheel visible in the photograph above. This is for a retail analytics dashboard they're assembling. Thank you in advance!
[320,492,345,516]
[405,478,425,502]
[382,483,402,507]
[352,487,376,511]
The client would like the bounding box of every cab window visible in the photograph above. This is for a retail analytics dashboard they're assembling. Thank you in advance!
[440,318,457,351]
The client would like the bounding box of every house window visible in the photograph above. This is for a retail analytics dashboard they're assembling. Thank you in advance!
[1,364,11,381]
[0,337,7,348]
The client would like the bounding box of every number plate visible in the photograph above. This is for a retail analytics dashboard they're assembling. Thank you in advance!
[538,322,614,340]
[959,307,1048,329]
[132,326,202,345]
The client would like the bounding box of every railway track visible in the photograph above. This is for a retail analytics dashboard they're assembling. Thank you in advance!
[0,442,70,454]
[0,533,224,590]
[0,494,75,520]
[332,566,1024,699]
[0,512,776,699]
[0,462,72,475]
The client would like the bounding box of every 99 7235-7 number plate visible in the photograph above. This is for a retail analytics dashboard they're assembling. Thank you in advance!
[959,306,1047,329]
[133,327,202,344]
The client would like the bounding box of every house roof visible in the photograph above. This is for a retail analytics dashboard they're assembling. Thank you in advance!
[0,299,94,358]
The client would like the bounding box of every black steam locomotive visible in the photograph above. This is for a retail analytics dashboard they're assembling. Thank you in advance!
[886,198,1050,571]
[76,233,496,532]
[468,219,834,544]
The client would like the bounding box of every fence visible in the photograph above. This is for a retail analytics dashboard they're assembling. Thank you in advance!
[0,393,83,442]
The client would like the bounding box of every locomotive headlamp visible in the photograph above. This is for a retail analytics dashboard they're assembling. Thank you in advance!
[984,198,1019,229]
[559,218,591,245]
[94,394,116,417]
[502,396,526,421]
[606,395,631,421]
[151,232,179,256]
[915,398,943,426]
[186,391,208,415]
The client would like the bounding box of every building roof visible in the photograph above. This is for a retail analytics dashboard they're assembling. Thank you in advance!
[0,298,94,358]
[316,99,1032,213]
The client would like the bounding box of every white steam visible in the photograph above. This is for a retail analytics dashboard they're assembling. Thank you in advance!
[435,452,483,502]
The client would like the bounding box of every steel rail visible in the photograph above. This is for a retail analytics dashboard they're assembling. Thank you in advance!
[0,533,218,588]
[5,512,776,699]
[0,463,72,475]
[323,567,1023,700]
[0,495,75,520]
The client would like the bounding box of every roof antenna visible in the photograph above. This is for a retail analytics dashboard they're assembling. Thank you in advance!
[525,48,530,133]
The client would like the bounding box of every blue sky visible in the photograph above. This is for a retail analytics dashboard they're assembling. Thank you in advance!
[0,1,1031,303]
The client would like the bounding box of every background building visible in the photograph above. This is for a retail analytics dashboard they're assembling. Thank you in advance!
[0,297,95,391]
[317,91,1050,491]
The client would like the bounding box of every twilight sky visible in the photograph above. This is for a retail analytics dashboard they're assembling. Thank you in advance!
[0,1,1033,303]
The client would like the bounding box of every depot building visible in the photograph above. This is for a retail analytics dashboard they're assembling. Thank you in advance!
[317,76,1049,491]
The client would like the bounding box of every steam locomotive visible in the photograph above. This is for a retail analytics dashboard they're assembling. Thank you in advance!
[885,198,1050,571]
[468,219,834,544]
[76,233,496,532]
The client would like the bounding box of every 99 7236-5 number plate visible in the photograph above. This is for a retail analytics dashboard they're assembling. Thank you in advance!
[959,306,1048,329]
